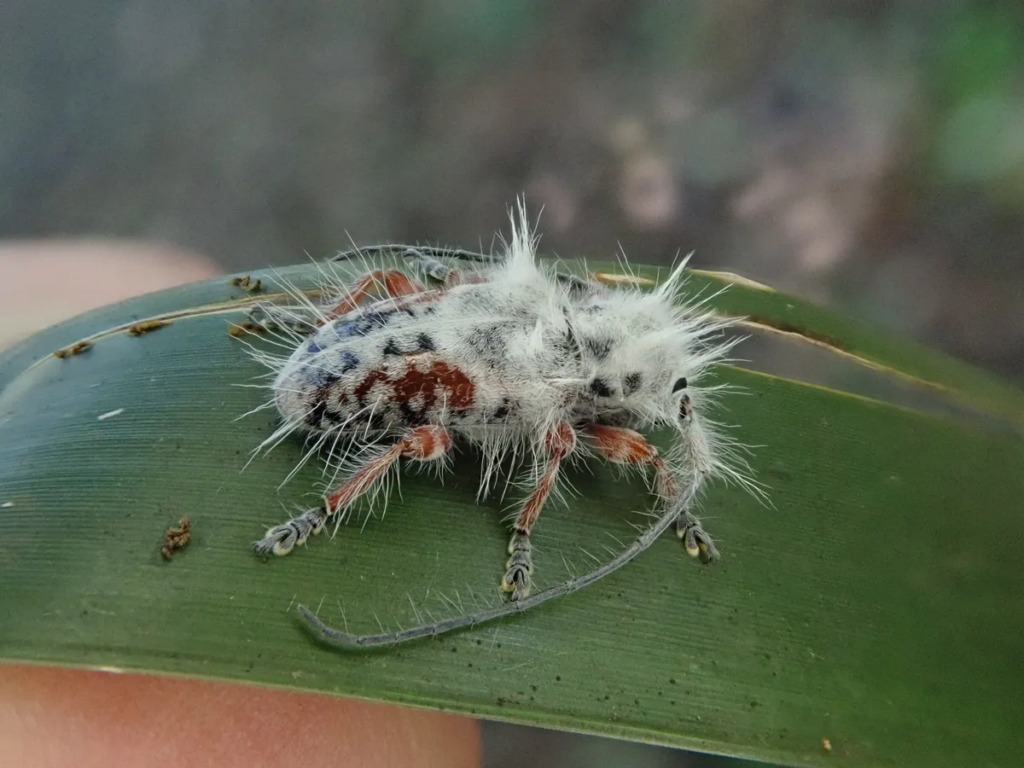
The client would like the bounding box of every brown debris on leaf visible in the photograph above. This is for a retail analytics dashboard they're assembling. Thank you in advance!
[231,275,263,292]
[53,340,92,359]
[161,516,191,560]
[127,319,171,336]
[228,320,266,337]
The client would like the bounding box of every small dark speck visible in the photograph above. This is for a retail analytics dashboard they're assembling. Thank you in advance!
[669,678,677,684]
[530,684,537,692]
[496,697,507,707]
[584,337,613,359]
[750,700,759,708]
[415,332,436,352]
[467,662,473,668]
[634,698,640,706]
[450,647,458,653]
[555,675,561,682]
[670,700,677,706]
[623,372,642,395]
[476,640,482,645]
[589,378,613,398]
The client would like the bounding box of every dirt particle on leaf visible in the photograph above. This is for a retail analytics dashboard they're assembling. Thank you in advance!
[161,516,191,560]
[231,275,263,292]
[127,319,171,336]
[54,340,92,358]
[228,321,266,337]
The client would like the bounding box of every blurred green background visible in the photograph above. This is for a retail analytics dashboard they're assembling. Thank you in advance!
[3,1,1023,765]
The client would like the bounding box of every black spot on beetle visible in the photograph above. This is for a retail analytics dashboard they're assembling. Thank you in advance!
[584,337,613,360]
[555,335,582,363]
[362,410,389,431]
[467,325,505,359]
[308,367,340,388]
[492,397,514,420]
[383,333,435,357]
[338,350,360,373]
[322,406,346,424]
[415,332,436,352]
[623,372,642,395]
[305,400,328,428]
[561,310,584,362]
[399,401,429,426]
[589,378,614,398]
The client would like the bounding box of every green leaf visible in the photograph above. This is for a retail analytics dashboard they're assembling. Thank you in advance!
[1,260,1021,768]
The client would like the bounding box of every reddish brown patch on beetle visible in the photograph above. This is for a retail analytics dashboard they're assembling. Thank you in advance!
[401,424,452,460]
[587,424,656,463]
[353,353,476,413]
[545,421,577,457]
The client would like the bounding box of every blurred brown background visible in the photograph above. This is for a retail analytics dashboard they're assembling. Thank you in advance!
[3,1,1022,765]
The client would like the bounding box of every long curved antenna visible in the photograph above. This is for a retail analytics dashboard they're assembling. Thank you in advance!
[297,496,687,650]
[332,244,499,264]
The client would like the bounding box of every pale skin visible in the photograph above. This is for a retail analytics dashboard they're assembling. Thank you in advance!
[0,243,481,768]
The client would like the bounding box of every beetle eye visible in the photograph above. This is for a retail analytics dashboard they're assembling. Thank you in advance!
[671,377,688,393]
